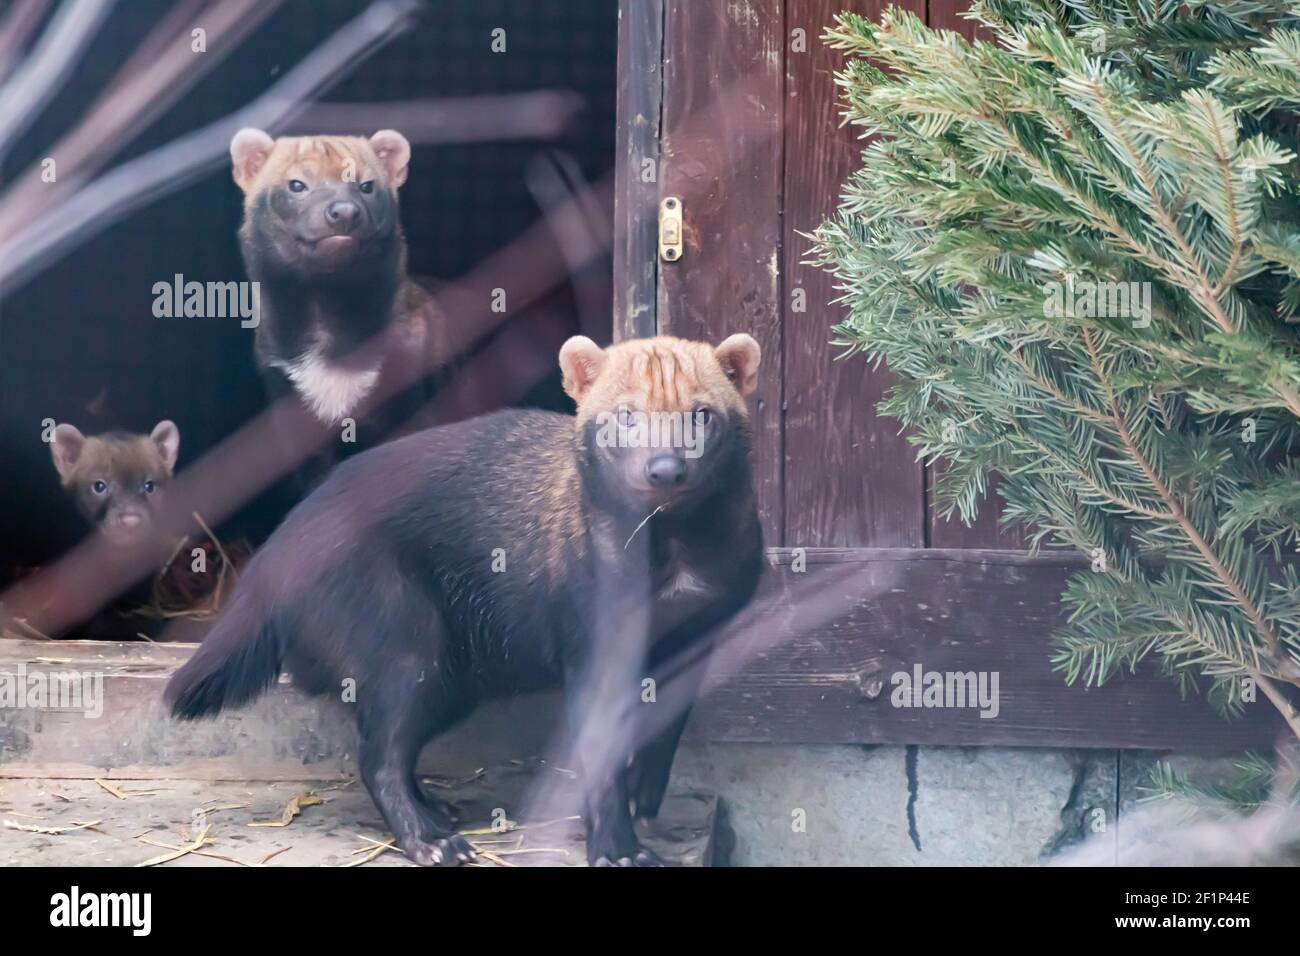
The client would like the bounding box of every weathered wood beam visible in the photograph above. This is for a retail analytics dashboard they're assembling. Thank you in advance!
[693,548,1280,752]
[0,549,1279,769]
[612,0,663,341]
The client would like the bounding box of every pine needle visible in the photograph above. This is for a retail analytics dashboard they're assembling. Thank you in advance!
[248,791,325,828]
[135,825,212,867]
[4,819,101,835]
[94,778,128,801]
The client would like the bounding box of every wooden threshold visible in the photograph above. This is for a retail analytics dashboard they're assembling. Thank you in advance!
[0,547,1281,761]
[692,547,1280,752]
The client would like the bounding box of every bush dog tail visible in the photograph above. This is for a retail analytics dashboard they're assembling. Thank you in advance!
[164,590,280,719]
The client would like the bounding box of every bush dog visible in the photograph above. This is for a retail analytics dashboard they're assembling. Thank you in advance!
[50,421,180,546]
[166,334,764,866]
[230,128,449,483]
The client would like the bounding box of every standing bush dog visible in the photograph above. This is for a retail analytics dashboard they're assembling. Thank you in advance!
[165,334,765,866]
[231,128,450,485]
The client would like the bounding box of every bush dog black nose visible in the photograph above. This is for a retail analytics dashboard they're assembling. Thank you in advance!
[326,200,360,231]
[645,454,686,487]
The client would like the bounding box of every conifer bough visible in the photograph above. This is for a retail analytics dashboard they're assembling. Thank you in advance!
[810,0,1300,745]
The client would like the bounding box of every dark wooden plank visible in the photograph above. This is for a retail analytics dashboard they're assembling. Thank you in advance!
[928,465,1027,548]
[927,0,984,39]
[613,0,663,342]
[4,546,1279,754]
[782,0,925,548]
[689,548,1281,753]
[657,0,785,545]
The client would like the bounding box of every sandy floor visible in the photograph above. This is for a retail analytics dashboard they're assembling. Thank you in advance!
[0,766,715,867]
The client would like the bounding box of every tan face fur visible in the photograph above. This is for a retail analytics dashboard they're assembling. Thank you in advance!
[231,129,411,274]
[558,334,761,507]
[51,422,180,545]
[230,129,410,203]
[559,334,761,423]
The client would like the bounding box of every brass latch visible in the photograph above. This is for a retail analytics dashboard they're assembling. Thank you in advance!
[659,196,683,262]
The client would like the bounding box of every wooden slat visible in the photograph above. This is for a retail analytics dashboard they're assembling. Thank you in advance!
[928,467,1026,548]
[927,0,984,38]
[612,0,663,342]
[782,0,925,548]
[691,548,1280,753]
[2,547,1280,754]
[657,0,785,545]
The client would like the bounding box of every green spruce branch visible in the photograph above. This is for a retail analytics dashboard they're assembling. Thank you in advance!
[813,1,1300,748]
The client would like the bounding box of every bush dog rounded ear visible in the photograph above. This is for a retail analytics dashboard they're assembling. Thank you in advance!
[50,423,86,480]
[714,333,762,396]
[150,420,180,472]
[369,130,411,188]
[559,336,607,403]
[230,128,275,193]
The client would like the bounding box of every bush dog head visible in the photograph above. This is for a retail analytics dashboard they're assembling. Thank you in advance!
[230,128,411,277]
[560,334,761,516]
[50,421,180,545]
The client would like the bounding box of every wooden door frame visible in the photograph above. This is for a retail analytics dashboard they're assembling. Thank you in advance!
[611,0,1280,752]
[613,0,664,342]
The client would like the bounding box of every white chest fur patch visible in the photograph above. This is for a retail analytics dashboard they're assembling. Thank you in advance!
[281,351,382,424]
[659,565,714,601]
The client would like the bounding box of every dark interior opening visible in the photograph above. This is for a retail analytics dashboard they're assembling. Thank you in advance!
[0,0,618,631]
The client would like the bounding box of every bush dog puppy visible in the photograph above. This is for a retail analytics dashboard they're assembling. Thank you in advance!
[166,334,764,866]
[50,421,180,546]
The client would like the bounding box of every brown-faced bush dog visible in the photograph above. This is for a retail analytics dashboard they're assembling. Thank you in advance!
[166,334,764,866]
[230,128,449,485]
[50,421,180,546]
